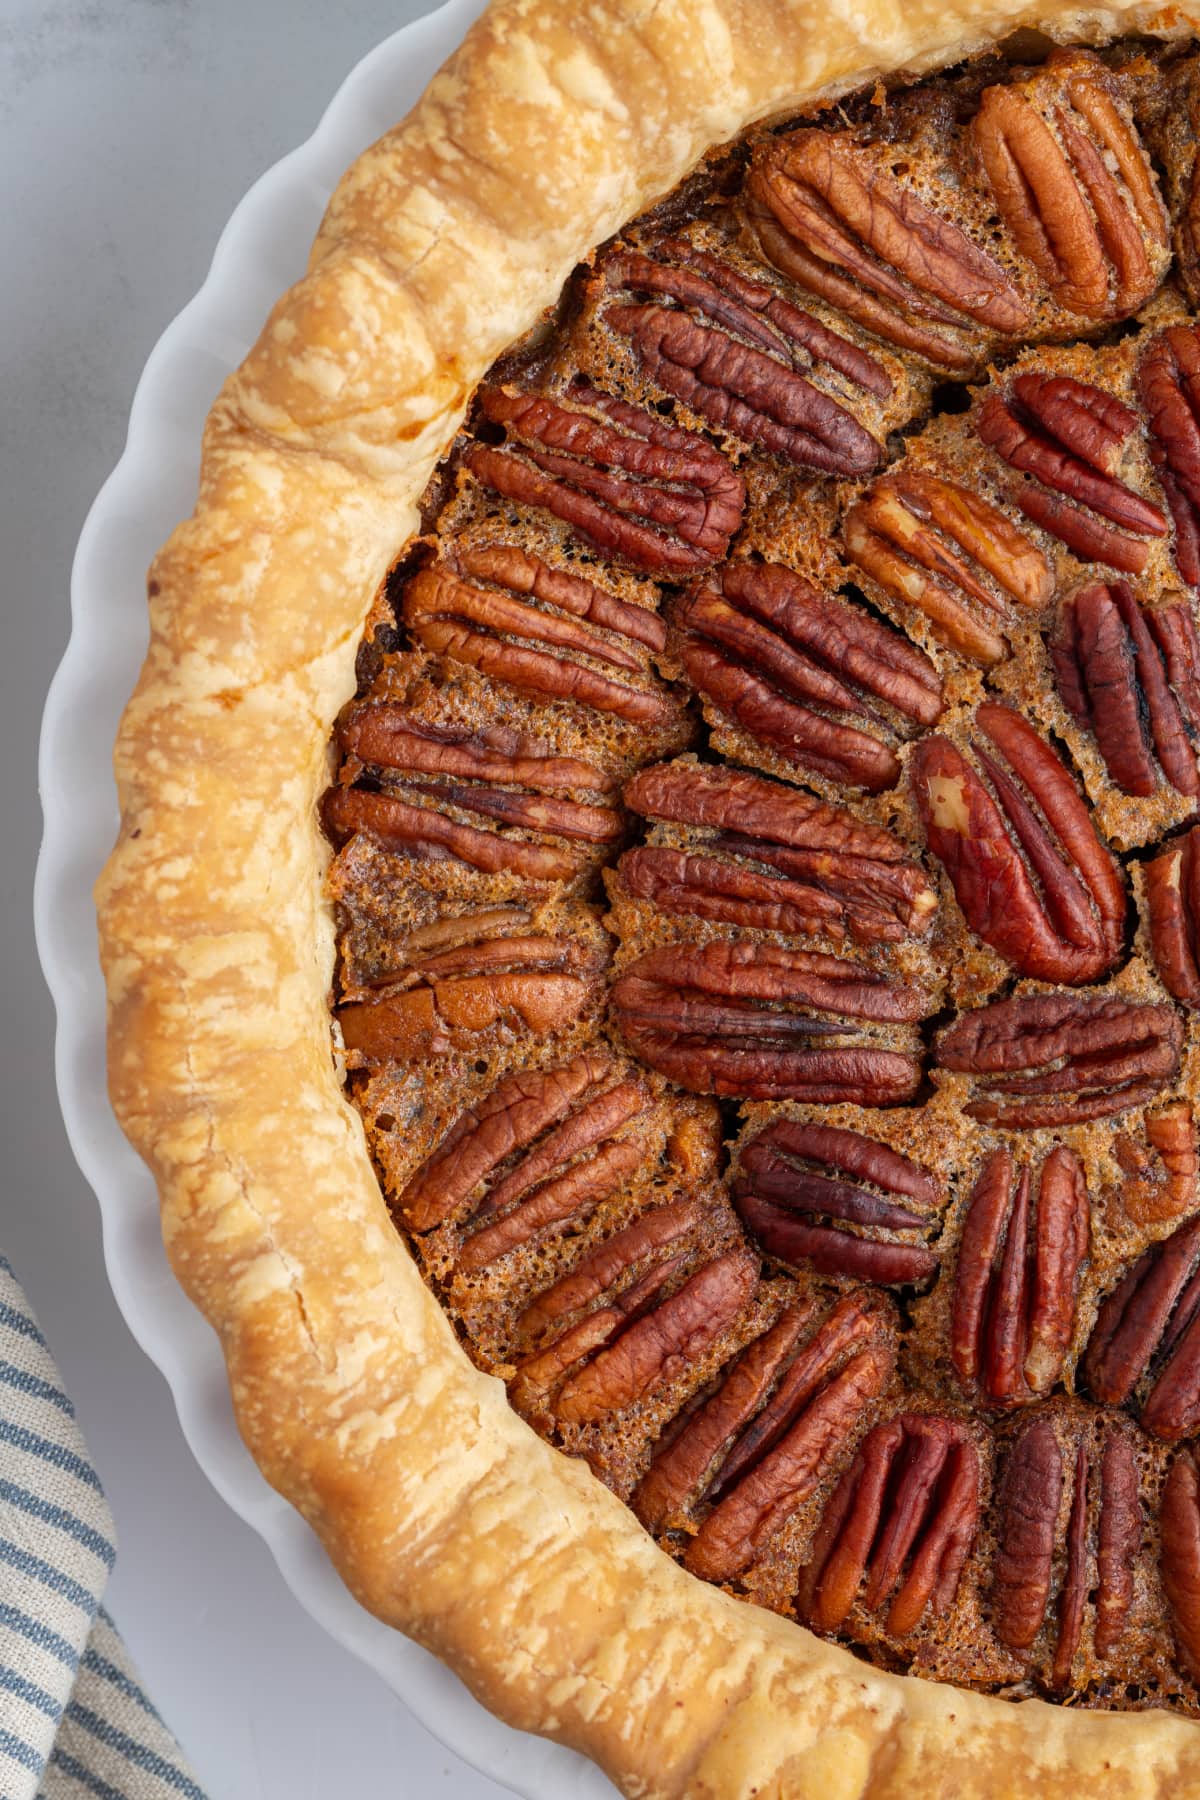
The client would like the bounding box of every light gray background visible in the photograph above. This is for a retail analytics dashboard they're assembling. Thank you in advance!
[3,3,511,1794]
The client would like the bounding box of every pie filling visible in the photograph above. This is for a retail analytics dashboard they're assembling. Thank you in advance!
[323,38,1200,1709]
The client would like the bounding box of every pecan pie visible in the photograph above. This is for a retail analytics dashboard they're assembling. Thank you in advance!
[98,3,1200,1795]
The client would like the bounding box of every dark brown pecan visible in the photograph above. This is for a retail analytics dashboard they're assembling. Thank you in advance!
[1084,1215,1200,1440]
[323,785,587,883]
[338,927,605,1065]
[611,939,930,1105]
[1161,1450,1200,1681]
[354,904,534,981]
[632,1298,816,1533]
[1093,1430,1141,1661]
[950,1146,1089,1407]
[682,1294,896,1581]
[993,1414,1139,1683]
[1137,1311,1200,1445]
[518,1199,701,1344]
[339,703,617,794]
[397,1051,651,1239]
[455,1140,646,1275]
[712,1296,889,1509]
[745,130,1030,370]
[512,1247,758,1425]
[676,561,942,794]
[992,1416,1062,1651]
[800,1414,980,1636]
[606,240,890,392]
[978,375,1167,573]
[1055,1458,1089,1684]
[844,471,1052,667]
[1146,830,1200,1006]
[1146,825,1200,1006]
[621,760,936,946]
[684,1356,891,1579]
[602,241,883,475]
[508,1255,683,1413]
[974,57,1167,318]
[1114,1102,1198,1226]
[325,709,621,880]
[936,992,1183,1128]
[400,543,675,725]
[1052,584,1200,799]
[463,384,744,575]
[912,702,1126,985]
[733,1201,933,1287]
[1138,324,1200,590]
[733,1119,940,1288]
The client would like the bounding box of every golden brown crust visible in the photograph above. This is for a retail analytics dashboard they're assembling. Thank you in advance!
[96,2,1200,1792]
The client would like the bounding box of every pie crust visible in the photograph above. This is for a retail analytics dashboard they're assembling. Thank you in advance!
[94,2,1200,1792]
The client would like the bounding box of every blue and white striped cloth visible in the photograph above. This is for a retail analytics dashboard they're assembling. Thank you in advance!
[0,1256,207,1800]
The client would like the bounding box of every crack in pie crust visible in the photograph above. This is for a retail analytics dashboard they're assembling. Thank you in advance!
[95,2,1200,1793]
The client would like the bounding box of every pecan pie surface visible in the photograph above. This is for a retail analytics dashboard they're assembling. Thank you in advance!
[98,3,1200,1793]
[326,38,1200,1716]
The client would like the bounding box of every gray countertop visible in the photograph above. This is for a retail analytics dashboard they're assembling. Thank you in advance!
[3,3,512,1793]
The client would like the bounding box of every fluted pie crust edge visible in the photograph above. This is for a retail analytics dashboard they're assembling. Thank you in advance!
[95,3,1200,1793]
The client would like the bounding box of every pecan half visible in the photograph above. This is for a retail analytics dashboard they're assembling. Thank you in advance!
[323,786,588,884]
[912,702,1126,985]
[1114,1101,1198,1227]
[844,471,1051,667]
[950,1146,1089,1406]
[1093,1430,1141,1662]
[338,925,605,1064]
[511,1246,758,1425]
[733,1119,941,1287]
[1147,825,1200,1005]
[341,902,537,992]
[1051,584,1200,799]
[518,1199,701,1344]
[745,130,1030,370]
[936,992,1183,1128]
[463,384,744,575]
[400,543,676,725]
[325,708,621,882]
[800,1414,980,1636]
[1057,1434,1133,1681]
[612,939,930,1104]
[974,57,1167,318]
[339,705,617,797]
[993,1414,1139,1685]
[680,1293,896,1581]
[676,561,942,794]
[607,239,890,392]
[1086,1214,1200,1441]
[602,240,884,475]
[992,1416,1062,1651]
[1138,324,1200,590]
[1161,1450,1200,1681]
[397,1051,653,1246]
[632,1298,816,1533]
[621,760,936,945]
[978,374,1166,573]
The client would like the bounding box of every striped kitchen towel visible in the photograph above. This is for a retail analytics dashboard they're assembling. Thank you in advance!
[0,1255,207,1800]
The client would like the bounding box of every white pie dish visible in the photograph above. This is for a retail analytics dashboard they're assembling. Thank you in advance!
[33,6,615,1792]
